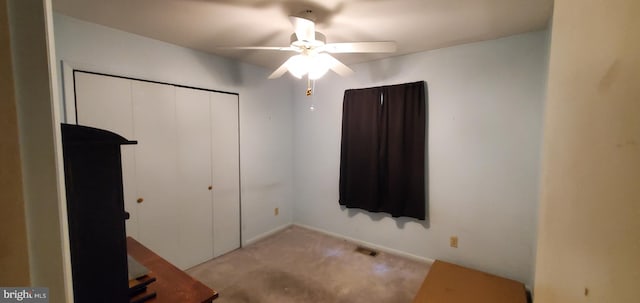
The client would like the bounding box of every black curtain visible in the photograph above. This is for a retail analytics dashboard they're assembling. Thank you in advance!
[339,81,426,220]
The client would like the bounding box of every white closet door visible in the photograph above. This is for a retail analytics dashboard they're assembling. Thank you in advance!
[131,80,180,265]
[72,72,241,266]
[175,87,214,269]
[74,72,139,239]
[210,92,240,257]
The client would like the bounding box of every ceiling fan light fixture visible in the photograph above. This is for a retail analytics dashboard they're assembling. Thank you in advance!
[285,53,332,80]
[285,54,308,78]
[308,65,329,80]
[308,54,331,79]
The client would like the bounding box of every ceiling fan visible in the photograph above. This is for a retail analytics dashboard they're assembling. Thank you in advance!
[228,11,397,85]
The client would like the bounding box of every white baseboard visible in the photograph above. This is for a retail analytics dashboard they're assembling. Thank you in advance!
[243,223,293,246]
[293,223,434,265]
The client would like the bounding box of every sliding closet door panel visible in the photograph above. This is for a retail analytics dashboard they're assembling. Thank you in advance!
[75,73,133,136]
[210,92,240,257]
[175,87,214,269]
[131,81,180,265]
[74,72,139,239]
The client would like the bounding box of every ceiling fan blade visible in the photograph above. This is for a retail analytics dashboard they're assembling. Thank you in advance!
[321,53,354,77]
[289,16,315,42]
[322,42,397,53]
[219,46,298,52]
[268,57,294,79]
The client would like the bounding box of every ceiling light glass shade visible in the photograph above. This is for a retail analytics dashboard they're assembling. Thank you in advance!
[286,55,308,78]
[308,53,331,80]
[285,53,332,80]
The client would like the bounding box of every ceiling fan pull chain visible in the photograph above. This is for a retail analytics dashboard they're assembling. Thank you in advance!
[306,75,312,96]
[309,80,317,111]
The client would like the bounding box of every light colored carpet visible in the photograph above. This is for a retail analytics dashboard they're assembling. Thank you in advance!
[187,225,430,303]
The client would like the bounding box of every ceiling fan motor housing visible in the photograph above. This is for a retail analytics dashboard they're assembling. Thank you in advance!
[291,32,326,48]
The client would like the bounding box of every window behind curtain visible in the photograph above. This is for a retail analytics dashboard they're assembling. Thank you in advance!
[339,81,427,220]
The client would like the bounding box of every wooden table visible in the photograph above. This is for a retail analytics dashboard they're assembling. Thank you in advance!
[127,237,218,303]
[413,260,526,303]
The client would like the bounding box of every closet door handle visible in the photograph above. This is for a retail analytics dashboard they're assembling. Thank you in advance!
[208,186,213,190]
[137,198,144,203]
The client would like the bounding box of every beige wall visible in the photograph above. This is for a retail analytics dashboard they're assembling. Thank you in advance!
[534,0,640,302]
[7,0,71,301]
[0,0,31,286]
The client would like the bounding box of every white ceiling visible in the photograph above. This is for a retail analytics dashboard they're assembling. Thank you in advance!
[52,0,553,70]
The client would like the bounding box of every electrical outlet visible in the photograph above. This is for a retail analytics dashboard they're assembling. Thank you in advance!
[450,236,458,248]
[274,207,279,216]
